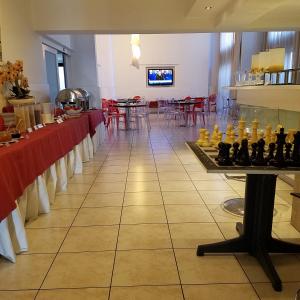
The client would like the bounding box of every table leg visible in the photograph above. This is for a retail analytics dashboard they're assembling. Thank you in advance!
[197,174,300,292]
[126,107,130,130]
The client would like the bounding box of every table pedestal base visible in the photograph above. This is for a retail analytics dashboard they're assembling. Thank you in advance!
[197,174,300,292]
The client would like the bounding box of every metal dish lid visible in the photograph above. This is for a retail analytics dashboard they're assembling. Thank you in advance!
[56,89,77,103]
[75,88,90,99]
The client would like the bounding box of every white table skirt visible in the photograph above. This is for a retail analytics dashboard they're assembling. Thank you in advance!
[0,127,104,263]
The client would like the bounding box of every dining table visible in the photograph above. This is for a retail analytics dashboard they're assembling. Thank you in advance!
[113,102,146,130]
[167,98,205,127]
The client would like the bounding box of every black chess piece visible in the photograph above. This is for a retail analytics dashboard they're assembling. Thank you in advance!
[285,143,293,166]
[217,142,233,166]
[252,138,267,166]
[232,142,239,162]
[266,142,276,163]
[270,127,287,168]
[250,142,258,162]
[291,131,300,167]
[235,139,251,166]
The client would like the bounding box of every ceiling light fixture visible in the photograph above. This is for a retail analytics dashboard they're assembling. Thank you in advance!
[204,6,213,10]
[131,34,141,69]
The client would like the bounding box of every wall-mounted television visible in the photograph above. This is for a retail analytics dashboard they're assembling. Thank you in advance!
[147,67,174,87]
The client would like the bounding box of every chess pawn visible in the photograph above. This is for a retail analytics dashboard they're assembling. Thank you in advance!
[252,138,267,166]
[232,142,239,162]
[250,142,258,162]
[202,132,211,147]
[210,125,219,146]
[285,143,293,166]
[217,142,233,166]
[266,142,276,163]
[236,139,251,166]
[265,125,272,145]
[197,128,206,146]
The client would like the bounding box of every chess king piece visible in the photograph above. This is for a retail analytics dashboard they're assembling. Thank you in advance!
[237,118,246,143]
[270,127,287,168]
[250,119,259,144]
[252,138,267,166]
[232,142,239,162]
[236,138,251,166]
[265,124,272,145]
[217,142,233,166]
[291,131,300,167]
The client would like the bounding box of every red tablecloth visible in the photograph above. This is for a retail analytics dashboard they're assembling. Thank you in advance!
[0,114,89,221]
[83,110,106,137]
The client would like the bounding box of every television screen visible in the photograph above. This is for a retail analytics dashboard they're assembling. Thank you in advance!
[147,68,174,86]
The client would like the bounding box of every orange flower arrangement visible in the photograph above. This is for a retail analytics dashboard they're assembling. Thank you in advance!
[0,60,30,98]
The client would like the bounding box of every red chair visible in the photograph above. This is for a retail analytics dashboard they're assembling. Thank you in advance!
[192,97,206,126]
[207,94,217,113]
[105,99,127,129]
[133,95,141,100]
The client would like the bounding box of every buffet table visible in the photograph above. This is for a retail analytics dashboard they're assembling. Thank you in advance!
[0,110,105,262]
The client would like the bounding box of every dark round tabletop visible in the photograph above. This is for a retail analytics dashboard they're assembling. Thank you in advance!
[113,103,146,108]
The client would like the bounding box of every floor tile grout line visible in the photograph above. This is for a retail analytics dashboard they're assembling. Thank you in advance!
[161,129,263,299]
[2,281,275,293]
[107,131,134,300]
[33,140,115,300]
[149,133,186,300]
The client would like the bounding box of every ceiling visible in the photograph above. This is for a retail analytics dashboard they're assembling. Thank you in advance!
[30,0,300,33]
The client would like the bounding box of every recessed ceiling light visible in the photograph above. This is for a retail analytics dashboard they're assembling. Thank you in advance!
[204,6,213,10]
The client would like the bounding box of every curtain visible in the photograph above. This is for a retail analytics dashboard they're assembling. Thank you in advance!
[217,32,242,107]
[266,31,297,69]
[218,32,235,103]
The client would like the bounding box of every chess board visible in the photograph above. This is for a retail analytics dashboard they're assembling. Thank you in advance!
[186,142,300,175]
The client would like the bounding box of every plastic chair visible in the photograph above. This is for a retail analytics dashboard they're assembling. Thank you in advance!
[132,96,141,102]
[207,94,217,114]
[131,100,151,130]
[104,99,127,129]
[191,97,206,126]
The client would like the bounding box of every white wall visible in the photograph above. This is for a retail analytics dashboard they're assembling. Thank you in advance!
[0,0,49,105]
[97,33,211,100]
[95,35,116,99]
[67,35,100,107]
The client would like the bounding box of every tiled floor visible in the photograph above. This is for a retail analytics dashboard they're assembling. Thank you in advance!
[1,115,300,299]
